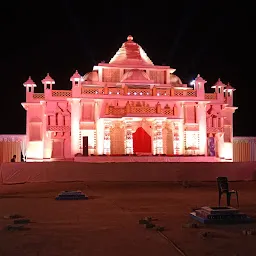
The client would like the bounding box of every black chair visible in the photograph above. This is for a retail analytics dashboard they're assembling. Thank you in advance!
[217,177,239,208]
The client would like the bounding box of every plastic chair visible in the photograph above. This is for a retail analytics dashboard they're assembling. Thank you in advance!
[217,177,239,208]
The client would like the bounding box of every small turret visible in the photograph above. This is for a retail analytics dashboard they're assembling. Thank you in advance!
[70,70,83,97]
[224,82,235,106]
[195,74,206,98]
[211,78,226,101]
[70,70,82,87]
[211,78,226,94]
[23,76,36,93]
[42,73,55,91]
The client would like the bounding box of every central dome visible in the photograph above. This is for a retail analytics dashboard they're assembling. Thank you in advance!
[109,35,153,66]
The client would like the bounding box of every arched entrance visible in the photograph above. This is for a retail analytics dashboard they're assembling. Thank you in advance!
[133,127,151,154]
[110,124,125,155]
[163,126,174,155]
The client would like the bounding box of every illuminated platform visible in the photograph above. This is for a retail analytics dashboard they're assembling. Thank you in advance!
[74,156,220,163]
[1,161,256,184]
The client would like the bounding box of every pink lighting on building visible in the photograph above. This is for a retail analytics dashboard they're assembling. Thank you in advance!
[21,36,237,162]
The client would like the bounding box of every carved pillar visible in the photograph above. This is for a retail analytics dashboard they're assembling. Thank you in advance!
[172,121,183,155]
[124,120,133,154]
[212,117,218,127]
[197,103,207,155]
[70,98,81,156]
[42,101,50,159]
[124,85,128,95]
[96,118,104,155]
[207,117,212,128]
[125,101,131,114]
[217,133,225,159]
[219,117,224,128]
[104,85,108,95]
[152,86,157,96]
[154,120,163,155]
[173,104,178,116]
[156,102,161,114]
[105,103,109,115]
[103,120,111,155]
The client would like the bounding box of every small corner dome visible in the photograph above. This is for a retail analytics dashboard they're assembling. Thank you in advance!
[211,78,226,88]
[169,73,182,86]
[224,82,235,92]
[42,73,55,84]
[83,70,99,82]
[23,76,37,87]
[70,70,81,81]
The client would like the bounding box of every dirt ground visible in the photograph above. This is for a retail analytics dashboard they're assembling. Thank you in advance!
[0,181,256,256]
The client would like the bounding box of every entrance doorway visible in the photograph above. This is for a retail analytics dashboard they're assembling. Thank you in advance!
[133,127,151,154]
[52,140,64,159]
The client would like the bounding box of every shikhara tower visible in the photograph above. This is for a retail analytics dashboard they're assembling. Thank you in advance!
[22,35,237,161]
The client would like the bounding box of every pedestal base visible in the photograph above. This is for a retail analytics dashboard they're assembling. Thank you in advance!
[190,206,254,224]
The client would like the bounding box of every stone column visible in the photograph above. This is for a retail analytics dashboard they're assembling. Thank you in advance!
[103,120,111,155]
[197,103,207,155]
[70,98,81,156]
[154,120,163,155]
[41,101,49,159]
[96,118,104,155]
[217,133,225,159]
[172,121,182,155]
[124,120,133,154]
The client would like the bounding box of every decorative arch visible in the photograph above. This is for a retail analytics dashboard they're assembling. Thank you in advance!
[133,127,151,154]
[110,123,125,155]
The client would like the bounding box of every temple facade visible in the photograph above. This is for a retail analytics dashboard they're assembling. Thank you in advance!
[22,35,237,162]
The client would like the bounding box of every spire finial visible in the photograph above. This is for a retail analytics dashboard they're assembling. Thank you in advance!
[127,35,133,41]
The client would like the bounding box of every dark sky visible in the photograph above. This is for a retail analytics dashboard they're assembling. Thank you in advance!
[0,0,253,136]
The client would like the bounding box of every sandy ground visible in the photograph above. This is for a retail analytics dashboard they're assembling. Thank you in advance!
[0,181,256,256]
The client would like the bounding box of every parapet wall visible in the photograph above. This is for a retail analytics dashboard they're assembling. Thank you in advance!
[1,162,256,185]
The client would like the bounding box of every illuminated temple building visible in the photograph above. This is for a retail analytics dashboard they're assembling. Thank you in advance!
[22,35,237,162]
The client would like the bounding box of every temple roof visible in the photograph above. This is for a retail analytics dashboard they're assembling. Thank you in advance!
[109,35,154,66]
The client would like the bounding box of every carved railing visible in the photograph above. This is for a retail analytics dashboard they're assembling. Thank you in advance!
[81,87,104,94]
[52,90,72,97]
[108,107,126,115]
[186,90,197,96]
[47,126,71,132]
[161,108,174,115]
[81,86,197,97]
[206,127,224,133]
[33,93,45,99]
[107,102,175,116]
[156,89,170,96]
[127,88,152,96]
[108,88,124,95]
[205,93,217,100]
[130,106,156,114]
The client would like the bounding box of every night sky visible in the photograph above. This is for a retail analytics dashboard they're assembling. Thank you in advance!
[1,1,253,136]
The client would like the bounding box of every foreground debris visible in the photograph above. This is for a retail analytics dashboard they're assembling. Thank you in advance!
[3,213,31,232]
[138,217,165,231]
